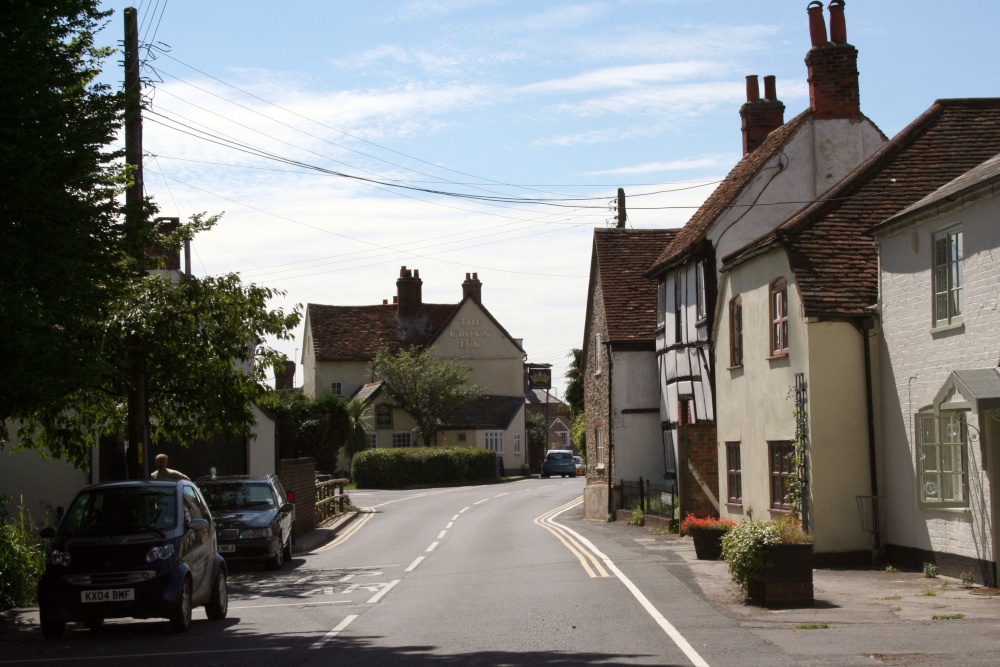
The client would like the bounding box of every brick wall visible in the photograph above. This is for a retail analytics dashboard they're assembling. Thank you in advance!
[279,457,316,538]
[678,423,719,518]
[806,43,860,120]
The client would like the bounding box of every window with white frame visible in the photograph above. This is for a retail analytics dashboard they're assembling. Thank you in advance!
[331,381,343,397]
[656,280,666,328]
[392,431,412,448]
[595,427,605,469]
[918,411,968,507]
[513,433,521,454]
[485,430,504,454]
[933,227,963,327]
[556,431,570,448]
[695,261,706,321]
[770,278,788,356]
[366,432,377,449]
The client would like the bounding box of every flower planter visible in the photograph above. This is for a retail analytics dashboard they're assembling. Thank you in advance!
[691,531,725,560]
[747,543,814,608]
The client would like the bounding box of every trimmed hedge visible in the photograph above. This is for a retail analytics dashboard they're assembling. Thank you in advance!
[352,446,497,489]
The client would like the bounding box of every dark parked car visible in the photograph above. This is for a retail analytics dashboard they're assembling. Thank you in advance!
[37,480,228,638]
[541,449,577,478]
[197,475,295,570]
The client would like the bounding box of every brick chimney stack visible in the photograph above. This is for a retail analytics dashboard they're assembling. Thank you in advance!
[462,272,482,301]
[805,0,861,121]
[274,358,296,390]
[396,266,423,318]
[740,74,785,155]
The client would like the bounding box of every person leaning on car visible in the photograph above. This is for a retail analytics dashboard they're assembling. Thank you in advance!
[150,453,190,481]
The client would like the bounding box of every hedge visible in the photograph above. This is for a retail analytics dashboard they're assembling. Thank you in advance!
[351,446,497,489]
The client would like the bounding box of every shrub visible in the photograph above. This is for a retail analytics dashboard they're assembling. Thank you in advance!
[679,514,736,537]
[721,516,812,589]
[0,496,47,611]
[922,562,939,578]
[351,446,497,489]
[626,507,645,526]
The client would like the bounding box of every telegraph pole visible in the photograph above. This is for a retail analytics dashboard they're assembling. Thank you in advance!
[124,7,150,479]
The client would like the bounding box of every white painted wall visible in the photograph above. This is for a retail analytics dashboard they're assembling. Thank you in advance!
[878,190,1000,565]
[610,350,666,484]
[248,403,277,475]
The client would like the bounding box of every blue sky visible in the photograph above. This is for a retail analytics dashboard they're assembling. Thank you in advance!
[94,1,1000,392]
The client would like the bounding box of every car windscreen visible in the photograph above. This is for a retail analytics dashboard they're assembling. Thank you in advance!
[199,482,276,512]
[61,487,177,536]
[546,452,572,460]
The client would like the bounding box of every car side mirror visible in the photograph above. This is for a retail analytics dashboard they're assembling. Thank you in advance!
[39,526,56,539]
[189,518,210,532]
[280,502,294,514]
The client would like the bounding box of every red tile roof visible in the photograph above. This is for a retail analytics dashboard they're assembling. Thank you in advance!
[646,110,813,276]
[723,98,1000,317]
[308,302,458,362]
[594,228,677,344]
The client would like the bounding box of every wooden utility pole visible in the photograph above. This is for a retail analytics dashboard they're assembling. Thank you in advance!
[124,7,150,480]
[616,188,626,228]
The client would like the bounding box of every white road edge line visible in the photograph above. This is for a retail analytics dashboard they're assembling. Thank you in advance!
[451,514,460,521]
[230,600,351,610]
[446,521,454,528]
[426,541,439,552]
[460,507,470,513]
[405,556,425,572]
[437,530,447,539]
[310,614,359,650]
[474,499,489,505]
[548,505,711,667]
[367,579,400,604]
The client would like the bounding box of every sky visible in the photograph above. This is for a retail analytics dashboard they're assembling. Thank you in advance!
[93,0,1000,395]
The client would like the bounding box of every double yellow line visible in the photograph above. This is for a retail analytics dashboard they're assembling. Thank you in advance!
[534,498,609,578]
[316,510,375,552]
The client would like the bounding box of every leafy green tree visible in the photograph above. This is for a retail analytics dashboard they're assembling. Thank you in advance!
[264,390,348,473]
[571,412,586,456]
[1,1,131,435]
[342,397,372,463]
[370,346,480,446]
[565,348,584,416]
[527,412,549,458]
[14,214,302,472]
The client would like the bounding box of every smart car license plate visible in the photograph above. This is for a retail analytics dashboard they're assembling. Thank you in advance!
[219,544,236,553]
[82,589,134,603]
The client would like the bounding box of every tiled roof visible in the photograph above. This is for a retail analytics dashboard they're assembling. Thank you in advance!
[307,302,458,361]
[351,381,383,403]
[447,395,524,430]
[647,110,813,276]
[594,228,677,343]
[525,388,568,406]
[723,99,1000,317]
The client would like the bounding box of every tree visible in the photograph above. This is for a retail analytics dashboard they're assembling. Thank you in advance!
[370,346,480,447]
[565,348,584,416]
[527,412,549,460]
[14,230,302,471]
[1,1,130,434]
[264,390,348,473]
[342,398,372,463]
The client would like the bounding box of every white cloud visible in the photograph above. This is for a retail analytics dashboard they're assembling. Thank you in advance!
[519,61,727,94]
[583,154,739,175]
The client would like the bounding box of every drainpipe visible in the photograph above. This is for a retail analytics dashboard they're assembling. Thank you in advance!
[606,342,614,517]
[860,316,880,554]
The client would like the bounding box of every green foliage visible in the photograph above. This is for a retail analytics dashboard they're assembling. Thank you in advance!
[262,390,349,473]
[884,565,899,572]
[370,346,480,446]
[679,514,736,536]
[961,571,975,588]
[14,262,301,470]
[785,386,809,516]
[932,614,964,620]
[564,348,583,416]
[796,624,828,630]
[626,507,645,526]
[351,446,496,489]
[342,398,372,464]
[0,497,47,611]
[527,412,549,457]
[923,562,939,578]
[570,412,586,453]
[1,1,132,430]
[721,517,812,589]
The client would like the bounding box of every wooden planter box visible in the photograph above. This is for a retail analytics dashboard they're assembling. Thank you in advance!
[691,530,726,560]
[747,543,814,608]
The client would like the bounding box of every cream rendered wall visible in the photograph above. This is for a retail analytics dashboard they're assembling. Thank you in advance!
[465,404,527,474]
[805,320,875,553]
[430,300,524,395]
[611,350,665,484]
[302,321,317,396]
[707,118,884,273]
[247,403,277,475]
[717,251,803,522]
[878,192,1000,565]
[311,360,371,399]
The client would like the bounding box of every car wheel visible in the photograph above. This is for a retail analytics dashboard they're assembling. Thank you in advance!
[265,541,284,570]
[39,607,65,639]
[169,578,192,632]
[205,568,228,620]
[283,531,293,561]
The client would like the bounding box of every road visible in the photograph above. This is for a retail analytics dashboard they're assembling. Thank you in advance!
[11,477,994,666]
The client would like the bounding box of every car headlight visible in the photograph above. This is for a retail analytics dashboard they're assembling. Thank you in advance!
[240,527,273,539]
[50,549,71,566]
[146,544,176,562]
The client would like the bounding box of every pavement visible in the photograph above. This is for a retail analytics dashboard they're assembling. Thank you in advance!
[292,508,364,555]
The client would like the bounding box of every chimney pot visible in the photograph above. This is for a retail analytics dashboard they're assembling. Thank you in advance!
[462,271,483,301]
[396,267,423,317]
[807,1,828,47]
[383,299,388,305]
[763,75,777,101]
[399,265,407,277]
[828,0,847,44]
[393,296,398,304]
[745,75,760,102]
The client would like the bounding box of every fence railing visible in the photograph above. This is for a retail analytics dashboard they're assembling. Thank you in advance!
[619,477,674,517]
[315,478,351,525]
